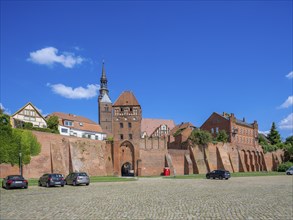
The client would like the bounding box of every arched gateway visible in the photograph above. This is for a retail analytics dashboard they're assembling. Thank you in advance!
[120,141,135,176]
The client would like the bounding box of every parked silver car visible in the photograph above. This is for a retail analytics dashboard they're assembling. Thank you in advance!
[286,166,293,175]
[65,172,90,186]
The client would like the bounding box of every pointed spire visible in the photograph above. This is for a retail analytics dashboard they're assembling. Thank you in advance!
[101,60,107,80]
[99,60,109,101]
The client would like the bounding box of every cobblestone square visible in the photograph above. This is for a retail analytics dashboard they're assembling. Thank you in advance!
[0,176,292,219]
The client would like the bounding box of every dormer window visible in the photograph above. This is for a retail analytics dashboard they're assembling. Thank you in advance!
[64,120,73,126]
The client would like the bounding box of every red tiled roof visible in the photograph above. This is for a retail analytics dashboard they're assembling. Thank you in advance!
[49,112,104,133]
[170,122,195,135]
[141,118,176,136]
[113,91,140,107]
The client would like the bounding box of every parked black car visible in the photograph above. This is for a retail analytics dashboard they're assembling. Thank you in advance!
[206,170,231,180]
[38,173,65,187]
[2,175,28,189]
[65,172,90,186]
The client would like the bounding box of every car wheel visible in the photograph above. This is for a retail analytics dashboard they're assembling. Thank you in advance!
[206,175,210,179]
[212,177,215,179]
[225,178,229,180]
[86,183,89,186]
[61,185,64,187]
[24,184,28,189]
[46,182,50,188]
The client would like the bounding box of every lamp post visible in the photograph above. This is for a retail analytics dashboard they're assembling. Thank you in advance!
[19,147,23,176]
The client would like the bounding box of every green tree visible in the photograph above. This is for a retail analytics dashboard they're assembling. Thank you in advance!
[0,113,41,165]
[189,129,212,146]
[0,113,14,164]
[267,122,281,145]
[215,130,229,143]
[11,129,41,165]
[283,136,293,162]
[258,134,268,145]
[47,115,59,133]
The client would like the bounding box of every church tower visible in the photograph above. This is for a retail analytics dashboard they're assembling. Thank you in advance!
[98,62,112,134]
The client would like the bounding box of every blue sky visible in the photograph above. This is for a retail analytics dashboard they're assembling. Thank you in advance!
[1,1,292,139]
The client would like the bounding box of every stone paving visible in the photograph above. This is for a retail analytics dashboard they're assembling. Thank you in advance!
[0,176,292,219]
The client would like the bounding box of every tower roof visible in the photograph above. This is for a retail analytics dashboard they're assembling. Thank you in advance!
[113,91,140,107]
[100,93,112,103]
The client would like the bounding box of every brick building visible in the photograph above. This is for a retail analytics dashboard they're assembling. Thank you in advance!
[200,112,259,148]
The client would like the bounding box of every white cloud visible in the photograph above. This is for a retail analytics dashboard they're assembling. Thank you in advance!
[286,71,293,79]
[73,46,83,51]
[28,47,84,68]
[0,103,11,115]
[279,113,293,130]
[47,83,100,99]
[259,130,269,136]
[279,96,293,109]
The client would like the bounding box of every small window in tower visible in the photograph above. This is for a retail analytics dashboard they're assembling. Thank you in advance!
[120,123,123,128]
[128,122,132,128]
[129,134,133,139]
[120,134,124,140]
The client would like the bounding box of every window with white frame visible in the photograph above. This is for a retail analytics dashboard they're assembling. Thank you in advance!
[64,120,73,126]
[61,128,69,133]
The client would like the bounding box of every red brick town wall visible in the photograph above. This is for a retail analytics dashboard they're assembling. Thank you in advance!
[263,149,284,171]
[167,149,189,175]
[188,142,283,174]
[139,136,167,150]
[0,131,113,178]
[139,149,167,176]
[0,132,285,178]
